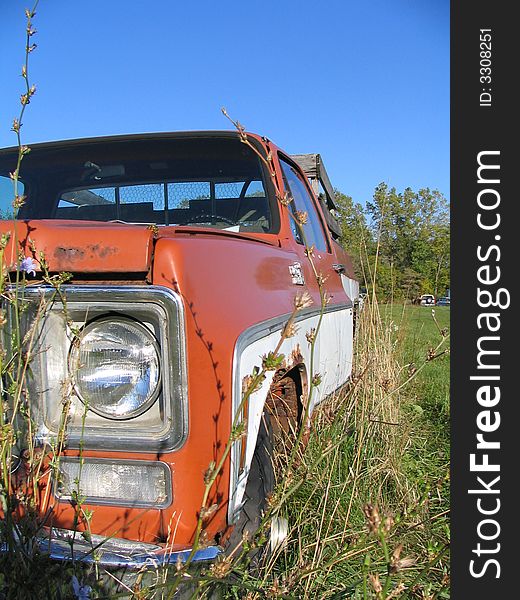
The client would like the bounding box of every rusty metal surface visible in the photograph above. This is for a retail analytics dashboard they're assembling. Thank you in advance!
[0,220,154,273]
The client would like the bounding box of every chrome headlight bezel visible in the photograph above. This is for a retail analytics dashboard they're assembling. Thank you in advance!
[20,285,187,452]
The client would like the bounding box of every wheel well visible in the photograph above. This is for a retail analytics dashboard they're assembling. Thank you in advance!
[265,364,307,438]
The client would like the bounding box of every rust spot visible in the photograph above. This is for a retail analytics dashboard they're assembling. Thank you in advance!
[54,247,86,261]
[87,244,117,258]
[53,245,118,263]
[267,372,300,450]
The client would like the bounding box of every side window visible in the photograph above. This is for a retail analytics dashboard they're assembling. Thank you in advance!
[1,176,22,220]
[279,158,328,253]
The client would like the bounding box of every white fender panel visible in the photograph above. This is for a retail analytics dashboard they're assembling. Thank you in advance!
[228,304,353,521]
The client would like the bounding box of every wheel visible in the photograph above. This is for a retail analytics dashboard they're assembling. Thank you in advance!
[224,414,274,559]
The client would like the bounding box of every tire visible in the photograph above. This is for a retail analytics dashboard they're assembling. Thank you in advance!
[224,414,274,559]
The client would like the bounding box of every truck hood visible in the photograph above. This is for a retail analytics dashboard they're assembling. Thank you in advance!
[0,220,155,274]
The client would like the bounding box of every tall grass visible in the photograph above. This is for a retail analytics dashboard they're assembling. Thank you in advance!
[176,298,450,600]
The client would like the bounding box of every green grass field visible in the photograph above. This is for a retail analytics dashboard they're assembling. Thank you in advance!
[383,303,450,442]
[264,302,451,599]
[381,304,450,598]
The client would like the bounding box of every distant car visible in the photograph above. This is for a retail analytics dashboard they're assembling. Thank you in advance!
[418,294,436,306]
[436,296,450,306]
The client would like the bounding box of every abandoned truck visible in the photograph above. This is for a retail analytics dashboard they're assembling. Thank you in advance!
[0,131,358,567]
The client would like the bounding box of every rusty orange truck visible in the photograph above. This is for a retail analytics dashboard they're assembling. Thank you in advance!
[0,131,358,567]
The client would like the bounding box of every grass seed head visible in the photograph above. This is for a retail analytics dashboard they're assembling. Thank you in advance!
[283,320,298,338]
[363,503,381,534]
[305,328,316,344]
[210,555,233,579]
[294,210,308,225]
[383,514,395,534]
[199,503,219,522]
[294,291,313,311]
[277,191,292,207]
[369,573,383,594]
[387,583,406,598]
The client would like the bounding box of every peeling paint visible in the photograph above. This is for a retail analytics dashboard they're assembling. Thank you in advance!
[54,247,86,261]
[53,245,118,263]
[87,244,117,259]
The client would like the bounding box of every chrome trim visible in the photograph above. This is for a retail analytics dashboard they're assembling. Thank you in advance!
[228,301,353,523]
[18,285,188,452]
[234,302,353,359]
[1,528,221,569]
[270,516,289,553]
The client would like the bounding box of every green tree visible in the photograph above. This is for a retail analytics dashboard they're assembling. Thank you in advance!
[365,183,449,298]
[333,190,372,280]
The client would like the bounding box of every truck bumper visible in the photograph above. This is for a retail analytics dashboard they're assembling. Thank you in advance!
[1,527,222,569]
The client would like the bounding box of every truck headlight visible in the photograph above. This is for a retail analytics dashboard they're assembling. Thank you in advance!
[17,285,187,452]
[69,316,161,420]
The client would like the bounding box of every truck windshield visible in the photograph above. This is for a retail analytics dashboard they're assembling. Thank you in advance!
[0,135,274,233]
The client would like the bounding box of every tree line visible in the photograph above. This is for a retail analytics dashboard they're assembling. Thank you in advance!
[334,182,450,301]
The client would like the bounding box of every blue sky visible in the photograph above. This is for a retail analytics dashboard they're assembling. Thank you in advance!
[0,0,449,206]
